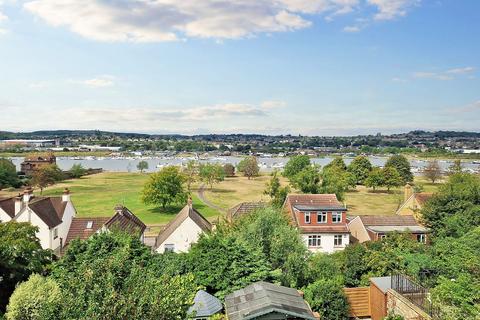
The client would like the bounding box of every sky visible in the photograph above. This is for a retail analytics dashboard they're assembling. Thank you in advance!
[0,0,479,136]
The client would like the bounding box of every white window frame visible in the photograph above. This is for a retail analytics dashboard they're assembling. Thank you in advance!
[308,235,321,247]
[334,234,343,247]
[164,244,175,252]
[53,228,58,239]
[417,234,426,243]
[332,212,342,223]
[304,212,311,224]
[317,212,327,224]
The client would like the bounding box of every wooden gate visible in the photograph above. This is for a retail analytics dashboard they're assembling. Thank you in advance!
[344,287,371,317]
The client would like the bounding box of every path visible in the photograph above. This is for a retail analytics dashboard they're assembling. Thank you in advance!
[197,184,227,213]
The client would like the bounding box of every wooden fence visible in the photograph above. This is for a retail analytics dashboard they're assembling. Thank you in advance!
[344,287,371,318]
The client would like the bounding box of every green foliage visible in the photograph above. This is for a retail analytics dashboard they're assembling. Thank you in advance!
[233,207,308,288]
[0,158,20,189]
[304,279,349,320]
[183,160,198,191]
[263,170,289,207]
[319,166,352,200]
[0,222,52,313]
[347,156,372,185]
[199,163,225,189]
[142,166,188,209]
[365,167,384,191]
[283,155,311,179]
[187,232,270,299]
[5,274,61,320]
[421,173,480,238]
[383,312,405,320]
[381,167,403,191]
[237,156,259,179]
[31,164,64,194]
[69,163,86,178]
[384,154,413,183]
[136,160,149,173]
[291,165,320,193]
[47,232,196,320]
[223,163,235,177]
[447,159,463,175]
[306,253,344,285]
[423,160,442,183]
[326,156,347,171]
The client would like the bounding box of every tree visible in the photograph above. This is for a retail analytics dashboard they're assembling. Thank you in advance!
[347,156,372,185]
[223,163,235,177]
[237,156,259,180]
[382,167,402,191]
[0,158,20,189]
[423,160,442,183]
[319,166,350,200]
[264,171,290,207]
[448,159,463,175]
[326,156,347,171]
[365,167,384,191]
[0,222,52,313]
[187,232,270,299]
[291,165,320,194]
[283,155,311,179]
[5,274,62,320]
[199,163,225,189]
[182,160,198,191]
[69,163,86,178]
[234,207,308,288]
[137,160,149,173]
[384,155,413,183]
[304,279,349,320]
[31,164,64,194]
[142,166,188,209]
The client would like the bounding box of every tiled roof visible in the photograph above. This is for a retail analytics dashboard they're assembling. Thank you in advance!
[28,196,67,228]
[65,217,110,244]
[225,281,317,320]
[358,215,420,226]
[227,202,266,220]
[155,204,212,249]
[414,193,433,206]
[284,194,345,211]
[105,206,147,236]
[0,197,15,218]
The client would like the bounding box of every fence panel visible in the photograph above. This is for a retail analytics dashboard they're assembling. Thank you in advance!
[344,287,370,317]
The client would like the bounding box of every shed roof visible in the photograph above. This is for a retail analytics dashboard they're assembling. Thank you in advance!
[188,290,223,318]
[370,276,392,294]
[228,202,266,221]
[225,281,317,320]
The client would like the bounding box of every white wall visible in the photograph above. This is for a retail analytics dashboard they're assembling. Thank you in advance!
[15,208,51,249]
[57,201,76,248]
[0,208,12,223]
[302,233,350,254]
[156,217,204,253]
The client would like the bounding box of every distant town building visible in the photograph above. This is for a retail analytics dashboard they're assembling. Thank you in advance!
[0,139,57,148]
[20,152,56,176]
[283,194,350,253]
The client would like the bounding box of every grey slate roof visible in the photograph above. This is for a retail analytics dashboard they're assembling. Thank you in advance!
[188,290,223,318]
[370,276,392,294]
[225,281,317,320]
[227,202,266,221]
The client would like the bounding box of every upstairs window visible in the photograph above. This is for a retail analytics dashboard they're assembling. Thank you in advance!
[332,212,342,223]
[317,212,327,223]
[53,228,58,239]
[334,234,343,247]
[417,234,426,244]
[164,244,175,252]
[304,212,311,224]
[308,235,321,247]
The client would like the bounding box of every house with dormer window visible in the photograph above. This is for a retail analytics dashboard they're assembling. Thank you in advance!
[283,194,350,253]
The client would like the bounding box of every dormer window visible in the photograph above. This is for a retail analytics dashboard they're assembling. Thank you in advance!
[304,212,311,224]
[317,212,327,223]
[332,212,342,223]
[86,221,93,229]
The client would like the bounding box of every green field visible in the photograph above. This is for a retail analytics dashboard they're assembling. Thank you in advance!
[35,173,220,228]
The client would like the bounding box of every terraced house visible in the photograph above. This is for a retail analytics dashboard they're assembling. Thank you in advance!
[283,194,350,253]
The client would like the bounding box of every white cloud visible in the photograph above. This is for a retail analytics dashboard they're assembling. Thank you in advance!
[368,0,419,20]
[343,25,360,32]
[22,0,416,42]
[412,66,476,81]
[446,67,475,74]
[260,100,287,109]
[74,75,116,88]
[391,77,407,82]
[449,100,480,114]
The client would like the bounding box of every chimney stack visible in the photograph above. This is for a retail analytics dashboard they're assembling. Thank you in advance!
[114,204,124,215]
[23,187,33,203]
[187,197,193,208]
[14,194,23,214]
[62,188,71,202]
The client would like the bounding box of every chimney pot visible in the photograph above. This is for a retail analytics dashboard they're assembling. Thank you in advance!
[62,188,71,202]
[187,197,193,208]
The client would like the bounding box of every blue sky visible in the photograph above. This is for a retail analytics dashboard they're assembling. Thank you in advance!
[0,0,479,135]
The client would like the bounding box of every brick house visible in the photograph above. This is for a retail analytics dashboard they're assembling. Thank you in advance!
[283,194,350,253]
[20,153,56,176]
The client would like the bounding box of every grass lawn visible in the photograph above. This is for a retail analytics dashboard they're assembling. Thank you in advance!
[202,174,290,210]
[35,172,220,229]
